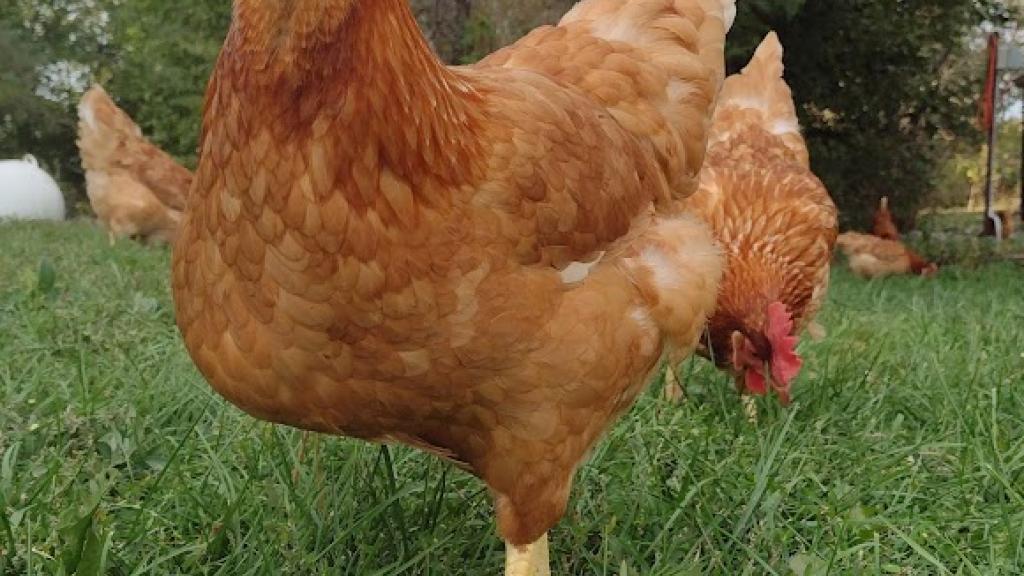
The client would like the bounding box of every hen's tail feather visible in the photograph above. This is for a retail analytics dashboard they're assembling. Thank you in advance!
[710,32,807,165]
[719,0,737,30]
[742,31,784,81]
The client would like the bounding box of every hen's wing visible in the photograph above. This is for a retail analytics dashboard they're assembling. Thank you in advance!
[837,232,904,262]
[478,0,735,202]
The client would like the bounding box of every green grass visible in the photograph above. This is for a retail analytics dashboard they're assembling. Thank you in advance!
[1,219,1023,575]
[913,212,1024,268]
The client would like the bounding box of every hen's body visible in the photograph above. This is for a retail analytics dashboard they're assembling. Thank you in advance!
[837,232,937,279]
[681,33,837,399]
[691,127,836,355]
[78,85,192,243]
[173,0,731,552]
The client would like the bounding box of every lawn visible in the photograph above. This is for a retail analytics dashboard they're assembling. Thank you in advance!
[1,219,1022,575]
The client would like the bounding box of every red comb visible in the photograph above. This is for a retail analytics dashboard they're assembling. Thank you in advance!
[766,302,802,398]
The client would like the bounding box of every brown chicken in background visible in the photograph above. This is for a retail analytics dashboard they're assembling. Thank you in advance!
[873,196,901,241]
[172,1,735,574]
[676,33,838,407]
[837,232,938,279]
[77,84,192,244]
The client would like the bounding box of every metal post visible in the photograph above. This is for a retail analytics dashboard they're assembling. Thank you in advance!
[983,33,1003,239]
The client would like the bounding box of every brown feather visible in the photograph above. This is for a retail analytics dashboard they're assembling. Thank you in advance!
[174,0,731,546]
[77,85,193,243]
[682,32,838,378]
[837,232,938,279]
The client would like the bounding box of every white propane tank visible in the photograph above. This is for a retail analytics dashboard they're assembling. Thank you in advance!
[0,155,67,221]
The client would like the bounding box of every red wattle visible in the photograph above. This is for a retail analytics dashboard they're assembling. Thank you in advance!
[745,369,767,396]
[766,302,803,387]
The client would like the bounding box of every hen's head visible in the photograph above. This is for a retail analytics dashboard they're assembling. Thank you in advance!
[910,257,939,278]
[727,302,802,405]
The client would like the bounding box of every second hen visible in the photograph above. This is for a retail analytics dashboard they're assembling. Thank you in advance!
[77,85,193,244]
[172,0,734,574]
[837,232,938,279]
[679,33,838,405]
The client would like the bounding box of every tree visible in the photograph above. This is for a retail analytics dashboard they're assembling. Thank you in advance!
[101,0,230,165]
[0,1,102,210]
[1,0,1018,222]
[731,0,1015,228]
[0,25,70,163]
[412,0,474,63]
[0,0,229,210]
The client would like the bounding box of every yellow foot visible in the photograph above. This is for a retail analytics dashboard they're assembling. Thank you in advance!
[506,533,550,576]
[742,395,759,424]
[663,365,685,404]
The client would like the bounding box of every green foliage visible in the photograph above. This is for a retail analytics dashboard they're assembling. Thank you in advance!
[412,0,474,64]
[733,0,1016,229]
[934,151,984,209]
[35,257,56,296]
[0,21,82,207]
[992,118,1022,191]
[935,119,1022,208]
[913,211,1024,266]
[0,0,1020,223]
[2,220,1024,573]
[728,0,807,61]
[458,12,499,64]
[0,0,229,209]
[0,0,116,209]
[0,26,66,151]
[100,0,230,165]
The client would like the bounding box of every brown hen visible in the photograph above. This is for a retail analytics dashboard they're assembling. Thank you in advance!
[172,1,734,574]
[679,33,838,406]
[77,85,193,244]
[837,232,938,279]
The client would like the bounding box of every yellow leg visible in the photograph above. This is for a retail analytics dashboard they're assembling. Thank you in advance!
[742,395,759,423]
[505,533,550,576]
[663,365,685,404]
